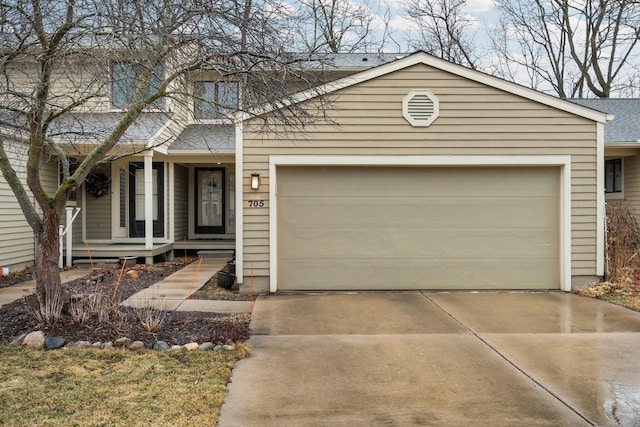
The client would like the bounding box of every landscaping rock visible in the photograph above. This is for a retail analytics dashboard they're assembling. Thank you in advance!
[171,345,183,350]
[10,333,27,347]
[103,342,114,350]
[125,270,139,280]
[23,331,45,349]
[223,344,235,351]
[153,341,169,351]
[114,337,132,348]
[75,341,92,348]
[199,342,214,351]
[92,342,103,349]
[130,341,145,350]
[183,342,199,351]
[45,337,65,350]
[213,345,222,351]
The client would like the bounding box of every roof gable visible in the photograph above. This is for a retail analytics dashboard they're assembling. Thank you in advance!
[239,51,609,124]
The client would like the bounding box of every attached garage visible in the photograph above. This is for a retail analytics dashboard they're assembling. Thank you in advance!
[238,52,609,294]
[275,163,562,291]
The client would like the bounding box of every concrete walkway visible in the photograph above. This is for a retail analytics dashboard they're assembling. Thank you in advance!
[121,258,251,314]
[0,269,88,307]
[0,260,251,314]
[218,291,640,426]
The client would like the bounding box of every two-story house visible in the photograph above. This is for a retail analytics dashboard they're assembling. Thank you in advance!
[1,51,614,294]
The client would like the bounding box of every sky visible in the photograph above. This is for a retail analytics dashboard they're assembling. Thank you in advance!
[366,0,499,53]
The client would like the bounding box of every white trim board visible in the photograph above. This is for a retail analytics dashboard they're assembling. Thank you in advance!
[268,155,573,293]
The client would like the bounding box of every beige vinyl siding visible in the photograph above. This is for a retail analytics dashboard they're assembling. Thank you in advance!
[85,165,112,240]
[174,164,189,240]
[0,140,33,270]
[243,63,599,280]
[623,155,640,219]
[4,62,110,112]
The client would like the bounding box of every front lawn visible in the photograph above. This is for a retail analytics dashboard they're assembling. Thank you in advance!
[0,346,249,426]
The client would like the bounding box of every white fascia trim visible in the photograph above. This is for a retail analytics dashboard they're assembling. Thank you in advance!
[270,154,571,166]
[235,121,244,284]
[604,141,640,148]
[596,123,605,277]
[268,155,573,292]
[237,52,608,124]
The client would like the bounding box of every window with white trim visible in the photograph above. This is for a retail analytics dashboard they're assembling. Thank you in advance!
[605,158,622,194]
[193,81,239,119]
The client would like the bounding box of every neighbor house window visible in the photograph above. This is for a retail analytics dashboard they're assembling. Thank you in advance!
[112,62,164,108]
[605,158,622,193]
[193,81,238,119]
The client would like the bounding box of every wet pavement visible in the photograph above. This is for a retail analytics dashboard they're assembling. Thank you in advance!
[218,291,640,426]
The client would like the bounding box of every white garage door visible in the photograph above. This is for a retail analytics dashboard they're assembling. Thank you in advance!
[277,166,560,290]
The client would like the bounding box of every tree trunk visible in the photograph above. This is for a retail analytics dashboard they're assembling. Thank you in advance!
[34,208,65,324]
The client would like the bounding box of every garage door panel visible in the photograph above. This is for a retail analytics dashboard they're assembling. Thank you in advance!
[277,167,558,198]
[279,258,558,291]
[277,166,560,290]
[279,196,557,228]
[280,227,558,259]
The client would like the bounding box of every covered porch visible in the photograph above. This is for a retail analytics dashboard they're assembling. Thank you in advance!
[70,239,235,265]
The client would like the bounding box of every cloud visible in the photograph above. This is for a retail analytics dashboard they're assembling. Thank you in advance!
[463,0,496,13]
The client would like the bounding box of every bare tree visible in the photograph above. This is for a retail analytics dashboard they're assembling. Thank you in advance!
[0,0,323,322]
[491,0,640,98]
[295,0,379,53]
[405,0,478,69]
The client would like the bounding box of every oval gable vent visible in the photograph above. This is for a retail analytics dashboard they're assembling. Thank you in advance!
[402,89,439,127]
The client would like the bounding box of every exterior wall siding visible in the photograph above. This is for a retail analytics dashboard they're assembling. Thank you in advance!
[623,155,640,218]
[85,165,112,240]
[242,63,599,282]
[0,140,34,270]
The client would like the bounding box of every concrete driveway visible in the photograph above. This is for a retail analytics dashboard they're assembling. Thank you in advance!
[217,292,640,426]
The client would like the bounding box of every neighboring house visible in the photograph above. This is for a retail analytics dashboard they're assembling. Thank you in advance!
[0,52,612,294]
[570,99,640,216]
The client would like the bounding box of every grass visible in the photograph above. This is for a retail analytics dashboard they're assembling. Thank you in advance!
[578,281,640,312]
[0,346,250,426]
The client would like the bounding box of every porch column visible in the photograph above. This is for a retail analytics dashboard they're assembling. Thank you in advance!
[144,153,153,250]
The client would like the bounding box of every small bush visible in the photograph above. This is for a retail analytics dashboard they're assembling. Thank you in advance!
[132,302,169,333]
[606,202,640,283]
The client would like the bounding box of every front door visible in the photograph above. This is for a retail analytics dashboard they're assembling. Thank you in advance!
[129,162,164,237]
[195,167,225,234]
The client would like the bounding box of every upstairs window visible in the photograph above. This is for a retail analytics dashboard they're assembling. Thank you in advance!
[605,158,622,194]
[112,63,164,108]
[193,81,239,119]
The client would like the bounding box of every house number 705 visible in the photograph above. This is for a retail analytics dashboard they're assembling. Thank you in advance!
[248,200,265,208]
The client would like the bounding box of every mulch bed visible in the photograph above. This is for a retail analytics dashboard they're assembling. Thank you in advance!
[0,261,250,346]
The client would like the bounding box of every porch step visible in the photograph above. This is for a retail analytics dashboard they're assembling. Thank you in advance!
[73,258,120,268]
[196,250,235,259]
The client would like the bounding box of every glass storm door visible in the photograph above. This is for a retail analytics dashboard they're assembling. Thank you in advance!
[195,168,225,234]
[129,162,164,237]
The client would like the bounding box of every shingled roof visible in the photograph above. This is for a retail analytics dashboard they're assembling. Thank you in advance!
[570,99,640,144]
